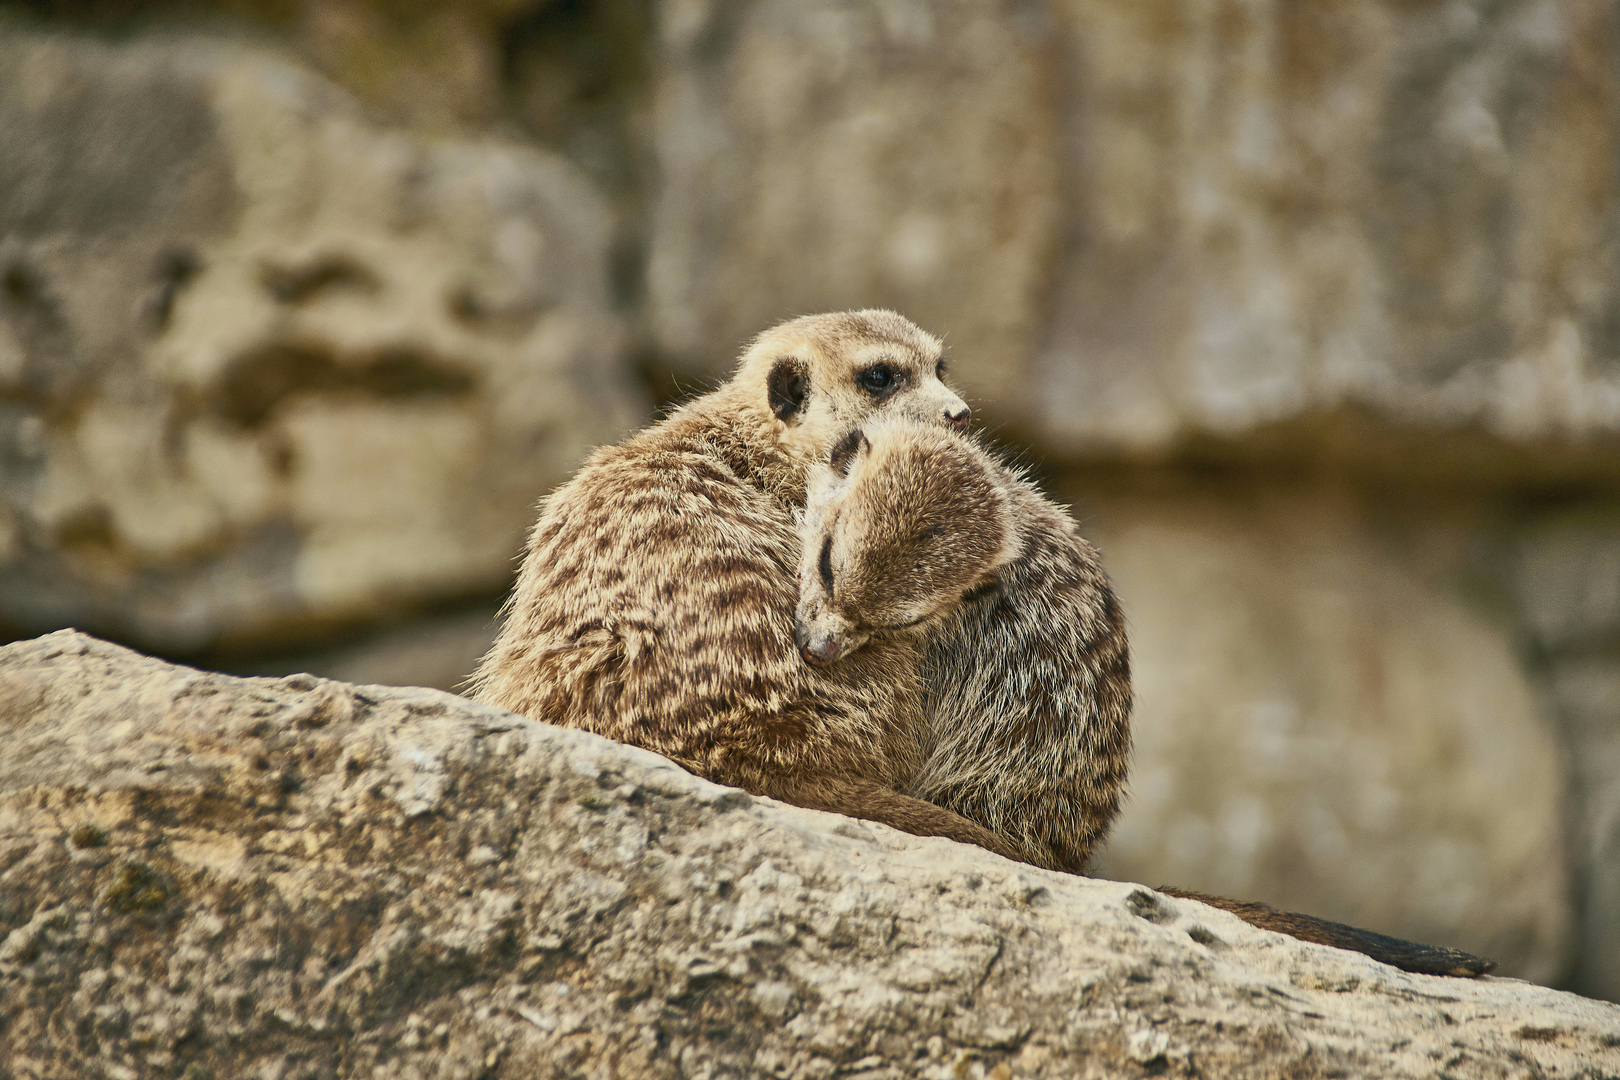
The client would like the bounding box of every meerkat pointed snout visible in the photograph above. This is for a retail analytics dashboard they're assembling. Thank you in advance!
[793,612,865,667]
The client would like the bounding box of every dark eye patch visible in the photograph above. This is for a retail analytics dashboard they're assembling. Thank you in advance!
[828,428,868,476]
[857,364,900,396]
[768,357,808,421]
[818,535,835,595]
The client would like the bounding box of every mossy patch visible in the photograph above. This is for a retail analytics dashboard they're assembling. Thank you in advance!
[100,861,170,913]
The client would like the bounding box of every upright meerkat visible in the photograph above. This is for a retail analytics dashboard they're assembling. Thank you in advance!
[795,418,1493,977]
[470,310,1020,857]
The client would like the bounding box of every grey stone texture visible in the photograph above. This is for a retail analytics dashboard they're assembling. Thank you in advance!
[647,0,1061,408]
[647,0,1620,452]
[0,28,646,655]
[1079,484,1570,985]
[1515,512,1620,1002]
[2,630,1618,1080]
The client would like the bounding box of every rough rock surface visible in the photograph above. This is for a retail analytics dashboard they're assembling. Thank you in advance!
[4,0,1620,1013]
[0,28,646,653]
[648,0,1620,452]
[1031,0,1620,452]
[1076,484,1570,984]
[2,631,1618,1080]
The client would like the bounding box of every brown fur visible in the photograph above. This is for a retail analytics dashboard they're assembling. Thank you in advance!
[796,418,1130,874]
[470,311,1016,857]
[796,418,1493,978]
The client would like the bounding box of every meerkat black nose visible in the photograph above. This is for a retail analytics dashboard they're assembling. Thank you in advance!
[946,404,971,431]
[794,624,841,667]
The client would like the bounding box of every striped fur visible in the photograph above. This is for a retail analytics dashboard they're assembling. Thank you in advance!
[471,311,1020,857]
[796,418,1131,873]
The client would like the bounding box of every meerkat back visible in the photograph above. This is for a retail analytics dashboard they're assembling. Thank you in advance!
[913,478,1132,873]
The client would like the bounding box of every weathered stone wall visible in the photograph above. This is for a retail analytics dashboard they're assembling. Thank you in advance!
[4,0,1619,1002]
[1,631,1617,1079]
[648,0,1620,451]
[1514,511,1620,1000]
[0,25,645,655]
[1074,480,1569,985]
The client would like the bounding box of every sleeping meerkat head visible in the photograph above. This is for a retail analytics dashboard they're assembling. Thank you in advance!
[721,310,972,468]
[794,417,1021,667]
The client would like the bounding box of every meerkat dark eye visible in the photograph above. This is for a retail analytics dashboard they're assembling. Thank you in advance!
[857,364,898,396]
[818,535,835,595]
[935,358,948,380]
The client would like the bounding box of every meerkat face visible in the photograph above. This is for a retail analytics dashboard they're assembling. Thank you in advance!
[794,419,1019,667]
[734,310,972,467]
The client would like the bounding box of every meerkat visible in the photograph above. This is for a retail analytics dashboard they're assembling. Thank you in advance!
[795,418,1130,874]
[794,417,1494,977]
[469,310,1023,859]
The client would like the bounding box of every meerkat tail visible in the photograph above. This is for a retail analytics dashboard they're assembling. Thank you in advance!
[1156,887,1495,977]
[750,773,1027,863]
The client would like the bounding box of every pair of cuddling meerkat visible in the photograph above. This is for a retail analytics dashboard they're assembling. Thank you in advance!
[473,310,1491,977]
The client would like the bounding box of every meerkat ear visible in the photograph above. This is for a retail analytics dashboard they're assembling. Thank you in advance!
[827,429,869,476]
[767,357,809,422]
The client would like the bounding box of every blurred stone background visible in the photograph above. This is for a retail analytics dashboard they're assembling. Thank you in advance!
[1,0,1616,999]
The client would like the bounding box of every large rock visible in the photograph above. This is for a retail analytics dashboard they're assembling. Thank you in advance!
[1,630,1617,1079]
[649,0,1620,454]
[0,29,646,654]
[1077,484,1571,985]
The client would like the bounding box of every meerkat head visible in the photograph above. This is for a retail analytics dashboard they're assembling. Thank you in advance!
[794,417,1020,667]
[726,310,972,467]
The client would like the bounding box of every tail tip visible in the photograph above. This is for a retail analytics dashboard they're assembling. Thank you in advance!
[1428,952,1496,978]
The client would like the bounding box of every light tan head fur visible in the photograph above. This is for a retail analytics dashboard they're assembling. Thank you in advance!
[698,311,972,490]
[795,417,1020,666]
